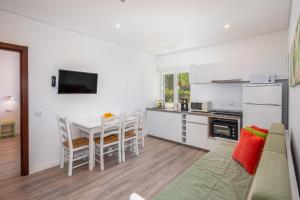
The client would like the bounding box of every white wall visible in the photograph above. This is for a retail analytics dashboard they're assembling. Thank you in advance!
[158,31,288,110]
[191,83,243,110]
[288,0,300,187]
[0,11,159,173]
[158,30,288,70]
[0,49,20,134]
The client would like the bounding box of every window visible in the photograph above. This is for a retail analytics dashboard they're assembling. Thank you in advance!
[163,74,174,103]
[178,73,190,102]
[162,72,190,104]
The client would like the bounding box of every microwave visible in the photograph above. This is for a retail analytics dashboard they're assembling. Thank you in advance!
[190,101,212,112]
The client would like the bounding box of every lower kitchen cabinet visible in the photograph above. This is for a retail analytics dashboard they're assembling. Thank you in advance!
[146,110,210,150]
[186,122,208,149]
[146,110,181,143]
[186,114,209,149]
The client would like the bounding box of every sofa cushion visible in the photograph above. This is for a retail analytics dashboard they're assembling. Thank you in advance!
[233,129,265,174]
[264,134,287,156]
[248,151,291,200]
[245,127,268,139]
[154,142,253,200]
[250,125,269,134]
[269,123,285,135]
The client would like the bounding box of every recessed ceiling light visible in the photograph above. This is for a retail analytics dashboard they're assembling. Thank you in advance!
[116,24,121,29]
[224,24,230,29]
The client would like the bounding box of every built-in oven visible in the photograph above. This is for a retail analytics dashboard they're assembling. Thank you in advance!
[210,118,239,141]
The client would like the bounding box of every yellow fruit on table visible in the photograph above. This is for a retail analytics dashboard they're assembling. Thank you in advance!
[103,112,114,118]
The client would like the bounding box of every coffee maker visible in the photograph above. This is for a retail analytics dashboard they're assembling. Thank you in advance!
[181,99,189,111]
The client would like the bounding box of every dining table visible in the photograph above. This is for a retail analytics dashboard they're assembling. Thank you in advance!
[72,115,137,171]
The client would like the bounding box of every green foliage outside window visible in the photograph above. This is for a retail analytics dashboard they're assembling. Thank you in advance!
[163,73,190,103]
[178,73,190,102]
[164,74,174,103]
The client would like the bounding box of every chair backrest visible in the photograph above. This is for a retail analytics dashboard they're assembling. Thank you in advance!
[100,115,122,145]
[57,116,73,149]
[122,113,139,138]
[135,110,146,130]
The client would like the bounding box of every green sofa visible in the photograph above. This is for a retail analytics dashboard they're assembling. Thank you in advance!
[154,123,292,200]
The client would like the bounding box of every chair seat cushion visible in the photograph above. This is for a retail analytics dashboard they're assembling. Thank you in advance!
[125,130,136,138]
[94,134,119,145]
[63,137,89,149]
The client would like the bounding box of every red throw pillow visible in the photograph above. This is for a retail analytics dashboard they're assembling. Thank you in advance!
[250,125,269,134]
[232,129,265,174]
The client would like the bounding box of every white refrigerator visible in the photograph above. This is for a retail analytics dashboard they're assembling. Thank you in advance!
[242,83,282,128]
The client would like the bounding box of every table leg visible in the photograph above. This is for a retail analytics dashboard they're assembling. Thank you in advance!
[89,131,94,171]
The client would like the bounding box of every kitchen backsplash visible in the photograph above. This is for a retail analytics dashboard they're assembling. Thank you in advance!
[190,83,243,111]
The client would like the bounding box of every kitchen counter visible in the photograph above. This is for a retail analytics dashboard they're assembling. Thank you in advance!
[146,107,212,116]
[146,107,183,113]
[146,107,242,120]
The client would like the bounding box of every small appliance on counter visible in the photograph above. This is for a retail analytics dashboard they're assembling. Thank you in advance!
[156,100,165,108]
[189,101,212,112]
[181,99,189,111]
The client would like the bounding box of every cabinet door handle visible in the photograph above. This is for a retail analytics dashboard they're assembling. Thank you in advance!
[186,121,207,125]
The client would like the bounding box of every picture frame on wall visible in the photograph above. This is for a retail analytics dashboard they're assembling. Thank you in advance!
[290,16,300,87]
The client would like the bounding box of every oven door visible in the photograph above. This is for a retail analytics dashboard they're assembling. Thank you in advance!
[213,124,232,138]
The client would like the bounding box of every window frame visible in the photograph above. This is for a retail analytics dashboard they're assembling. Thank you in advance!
[161,71,189,105]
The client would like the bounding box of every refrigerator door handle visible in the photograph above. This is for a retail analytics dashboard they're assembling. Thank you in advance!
[243,102,282,106]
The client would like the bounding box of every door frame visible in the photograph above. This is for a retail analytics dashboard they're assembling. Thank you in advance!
[0,42,29,176]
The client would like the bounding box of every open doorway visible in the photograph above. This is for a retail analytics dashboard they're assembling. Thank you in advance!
[0,42,28,177]
[0,49,21,181]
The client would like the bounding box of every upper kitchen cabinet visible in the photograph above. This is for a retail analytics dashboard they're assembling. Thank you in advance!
[189,56,287,84]
[189,62,242,84]
[241,56,288,81]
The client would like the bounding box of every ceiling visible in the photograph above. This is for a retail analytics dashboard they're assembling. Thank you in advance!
[0,0,291,55]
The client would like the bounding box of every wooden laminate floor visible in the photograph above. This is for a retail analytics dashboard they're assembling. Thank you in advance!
[0,136,206,200]
[0,135,20,182]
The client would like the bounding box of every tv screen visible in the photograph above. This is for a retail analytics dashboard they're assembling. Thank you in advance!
[58,70,98,94]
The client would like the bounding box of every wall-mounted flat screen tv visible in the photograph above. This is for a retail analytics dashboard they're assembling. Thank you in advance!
[58,69,98,94]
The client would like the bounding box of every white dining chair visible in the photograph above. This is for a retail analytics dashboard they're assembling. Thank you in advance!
[121,113,139,162]
[94,115,122,171]
[135,110,146,147]
[57,116,89,176]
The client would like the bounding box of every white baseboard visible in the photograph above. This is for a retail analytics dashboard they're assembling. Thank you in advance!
[29,160,60,174]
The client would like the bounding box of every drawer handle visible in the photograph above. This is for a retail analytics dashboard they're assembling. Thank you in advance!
[187,121,207,125]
